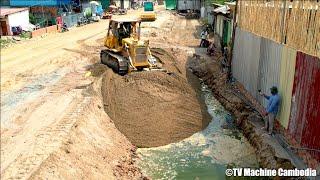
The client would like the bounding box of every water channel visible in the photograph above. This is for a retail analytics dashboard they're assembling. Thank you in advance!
[137,83,259,179]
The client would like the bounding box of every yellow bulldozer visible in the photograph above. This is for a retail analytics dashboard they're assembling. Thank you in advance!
[140,2,156,22]
[100,18,158,75]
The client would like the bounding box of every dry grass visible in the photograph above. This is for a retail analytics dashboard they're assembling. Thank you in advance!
[238,0,319,57]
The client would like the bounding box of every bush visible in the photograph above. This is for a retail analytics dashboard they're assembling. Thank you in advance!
[0,38,16,48]
[19,31,32,39]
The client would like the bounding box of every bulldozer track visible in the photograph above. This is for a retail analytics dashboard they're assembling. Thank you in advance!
[1,96,92,180]
[101,50,129,75]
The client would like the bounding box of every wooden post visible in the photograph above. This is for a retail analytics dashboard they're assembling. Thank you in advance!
[280,0,287,44]
[228,0,239,82]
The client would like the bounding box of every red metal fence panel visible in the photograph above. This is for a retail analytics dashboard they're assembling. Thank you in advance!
[289,51,320,161]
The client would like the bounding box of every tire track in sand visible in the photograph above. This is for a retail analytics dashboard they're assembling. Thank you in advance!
[1,96,91,180]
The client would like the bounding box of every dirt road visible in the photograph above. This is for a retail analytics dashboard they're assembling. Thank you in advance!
[1,6,208,179]
[1,16,144,179]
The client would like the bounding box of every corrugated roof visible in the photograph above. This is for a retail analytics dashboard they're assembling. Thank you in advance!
[0,7,28,16]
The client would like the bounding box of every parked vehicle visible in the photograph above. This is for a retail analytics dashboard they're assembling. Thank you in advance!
[90,15,100,22]
[77,17,89,26]
[11,26,23,35]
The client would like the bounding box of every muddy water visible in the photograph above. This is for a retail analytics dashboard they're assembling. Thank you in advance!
[137,83,259,179]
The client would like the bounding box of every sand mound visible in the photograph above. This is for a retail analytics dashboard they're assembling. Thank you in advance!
[102,49,210,147]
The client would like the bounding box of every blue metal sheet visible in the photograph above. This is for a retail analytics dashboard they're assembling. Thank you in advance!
[10,0,71,6]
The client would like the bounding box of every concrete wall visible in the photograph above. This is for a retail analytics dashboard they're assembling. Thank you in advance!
[46,25,58,33]
[31,25,58,37]
[31,27,47,37]
[7,10,29,34]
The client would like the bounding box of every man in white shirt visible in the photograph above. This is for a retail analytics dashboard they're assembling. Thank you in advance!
[200,29,208,47]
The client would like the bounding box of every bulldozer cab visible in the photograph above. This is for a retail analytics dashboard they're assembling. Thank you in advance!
[105,19,141,51]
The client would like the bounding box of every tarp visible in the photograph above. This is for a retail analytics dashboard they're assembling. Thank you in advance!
[10,0,71,6]
[213,5,230,14]
[144,2,154,11]
[101,0,110,9]
[165,0,176,10]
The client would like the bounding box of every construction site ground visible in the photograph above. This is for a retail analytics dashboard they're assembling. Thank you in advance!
[0,6,210,179]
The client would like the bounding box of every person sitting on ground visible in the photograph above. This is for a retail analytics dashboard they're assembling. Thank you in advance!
[207,41,216,56]
[62,23,68,32]
[259,86,280,135]
[200,29,208,47]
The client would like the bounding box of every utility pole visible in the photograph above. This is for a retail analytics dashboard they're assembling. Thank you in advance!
[280,0,287,44]
[228,0,239,82]
[42,5,45,27]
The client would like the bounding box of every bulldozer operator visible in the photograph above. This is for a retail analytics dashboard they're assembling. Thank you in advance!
[100,18,160,75]
[115,23,131,46]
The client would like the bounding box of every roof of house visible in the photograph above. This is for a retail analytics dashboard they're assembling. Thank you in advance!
[0,7,28,17]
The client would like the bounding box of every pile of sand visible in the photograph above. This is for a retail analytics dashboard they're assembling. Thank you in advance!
[102,49,210,147]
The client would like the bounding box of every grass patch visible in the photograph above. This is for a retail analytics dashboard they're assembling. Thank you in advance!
[0,38,16,49]
[19,31,32,39]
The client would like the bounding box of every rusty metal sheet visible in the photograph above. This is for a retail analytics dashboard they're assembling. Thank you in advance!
[278,46,296,129]
[232,27,261,98]
[289,52,320,161]
[257,38,283,107]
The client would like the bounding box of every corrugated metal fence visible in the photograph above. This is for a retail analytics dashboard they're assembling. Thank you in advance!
[62,13,83,28]
[257,38,283,107]
[177,0,200,11]
[232,27,261,98]
[278,46,296,128]
[289,52,320,161]
[233,27,298,127]
[232,27,320,161]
